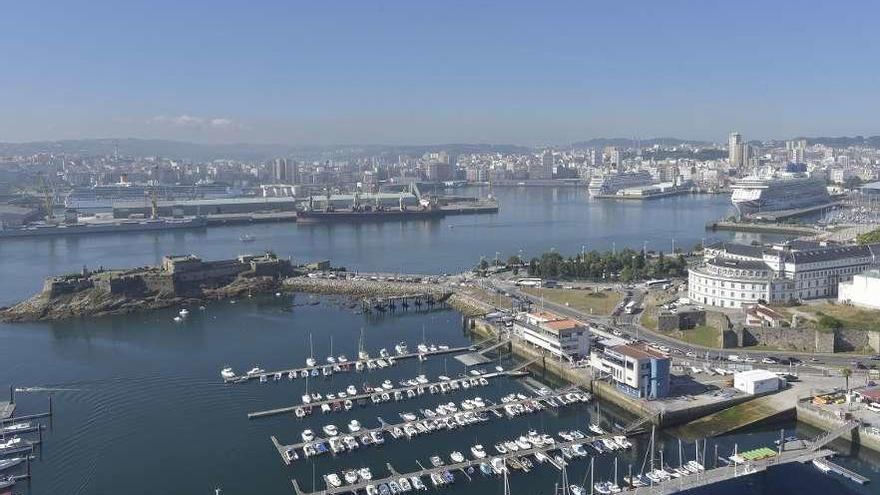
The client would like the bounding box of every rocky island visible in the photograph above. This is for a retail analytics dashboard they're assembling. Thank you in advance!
[1,252,296,322]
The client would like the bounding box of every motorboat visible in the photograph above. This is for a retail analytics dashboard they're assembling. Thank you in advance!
[395,342,408,355]
[347,385,358,396]
[516,437,531,450]
[534,452,549,464]
[301,394,312,404]
[326,473,343,488]
[366,485,378,495]
[358,467,373,481]
[344,471,359,484]
[348,420,362,432]
[382,380,394,390]
[410,476,425,490]
[246,366,265,376]
[570,485,587,495]
[450,451,465,463]
[494,443,507,454]
[589,423,606,435]
[470,444,487,459]
[179,308,189,317]
[398,477,412,492]
[322,424,339,436]
[220,367,235,380]
[593,482,613,495]
[429,455,444,467]
[0,457,24,472]
[388,480,401,494]
[490,457,507,474]
[301,429,315,442]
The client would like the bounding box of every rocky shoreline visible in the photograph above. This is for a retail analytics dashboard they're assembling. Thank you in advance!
[2,270,490,323]
[0,275,282,322]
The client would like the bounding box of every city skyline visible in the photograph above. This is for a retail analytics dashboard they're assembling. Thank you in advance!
[3,1,880,145]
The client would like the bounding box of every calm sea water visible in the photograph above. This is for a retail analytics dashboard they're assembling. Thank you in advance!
[0,188,873,494]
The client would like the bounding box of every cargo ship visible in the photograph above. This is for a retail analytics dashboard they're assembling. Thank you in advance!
[0,216,207,239]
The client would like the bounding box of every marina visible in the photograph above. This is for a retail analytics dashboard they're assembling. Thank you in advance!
[247,369,524,419]
[289,430,638,495]
[223,343,476,384]
[270,388,591,465]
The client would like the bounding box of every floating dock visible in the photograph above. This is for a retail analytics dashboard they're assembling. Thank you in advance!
[247,370,525,419]
[819,458,870,485]
[227,344,475,384]
[270,387,588,465]
[290,433,630,495]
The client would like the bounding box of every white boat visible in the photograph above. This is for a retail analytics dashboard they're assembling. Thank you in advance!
[172,316,182,322]
[812,458,832,473]
[589,423,606,435]
[322,424,339,436]
[344,471,359,484]
[306,357,317,367]
[494,443,507,454]
[346,385,358,395]
[358,467,373,481]
[179,308,189,317]
[410,476,425,490]
[220,367,235,380]
[259,375,267,383]
[490,457,507,474]
[450,451,465,463]
[326,473,343,487]
[395,342,408,355]
[348,420,362,433]
[398,477,412,492]
[381,380,394,390]
[470,444,487,459]
[301,429,314,442]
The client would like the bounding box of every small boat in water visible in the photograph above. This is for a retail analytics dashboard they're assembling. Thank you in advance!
[450,451,465,463]
[220,367,235,380]
[239,233,255,242]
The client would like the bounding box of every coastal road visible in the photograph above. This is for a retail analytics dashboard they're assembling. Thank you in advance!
[485,279,872,370]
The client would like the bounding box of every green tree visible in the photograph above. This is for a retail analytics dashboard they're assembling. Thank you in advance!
[856,228,880,245]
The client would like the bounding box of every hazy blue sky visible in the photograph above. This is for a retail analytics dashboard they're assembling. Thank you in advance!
[2,1,878,145]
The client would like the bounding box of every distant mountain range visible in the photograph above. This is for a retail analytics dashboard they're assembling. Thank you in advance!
[0,138,530,162]
[569,137,716,148]
[2,135,879,161]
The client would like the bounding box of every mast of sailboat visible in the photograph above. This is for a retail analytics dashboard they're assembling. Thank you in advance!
[679,439,683,469]
[309,333,314,361]
[649,425,656,473]
[613,457,618,488]
[329,335,333,359]
[503,466,510,495]
[589,456,594,495]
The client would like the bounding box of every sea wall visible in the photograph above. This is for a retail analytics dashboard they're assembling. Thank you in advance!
[796,400,880,454]
[282,276,451,300]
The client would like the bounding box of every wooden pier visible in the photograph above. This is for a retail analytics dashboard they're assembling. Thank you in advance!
[271,387,589,465]
[226,345,474,384]
[290,432,630,495]
[247,370,525,420]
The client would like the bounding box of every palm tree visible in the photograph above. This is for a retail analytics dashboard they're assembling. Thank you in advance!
[841,367,852,394]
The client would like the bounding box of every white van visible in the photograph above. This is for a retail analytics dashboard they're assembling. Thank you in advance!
[867,402,880,413]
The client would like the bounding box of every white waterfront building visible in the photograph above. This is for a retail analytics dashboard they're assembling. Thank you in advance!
[838,269,880,310]
[512,311,590,360]
[688,241,880,308]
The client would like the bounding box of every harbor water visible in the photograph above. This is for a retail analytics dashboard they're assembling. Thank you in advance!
[0,189,875,494]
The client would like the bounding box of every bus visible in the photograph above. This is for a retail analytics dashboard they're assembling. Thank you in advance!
[624,301,638,314]
[644,279,671,289]
[515,278,543,287]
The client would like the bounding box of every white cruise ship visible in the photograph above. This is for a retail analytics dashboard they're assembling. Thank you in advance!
[731,173,830,216]
[588,171,654,197]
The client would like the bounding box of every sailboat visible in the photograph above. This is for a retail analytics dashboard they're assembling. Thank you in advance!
[306,333,316,367]
[358,328,370,360]
[327,336,336,364]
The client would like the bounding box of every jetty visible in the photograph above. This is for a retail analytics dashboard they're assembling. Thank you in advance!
[247,369,525,419]
[290,433,632,495]
[226,344,475,384]
[270,387,589,465]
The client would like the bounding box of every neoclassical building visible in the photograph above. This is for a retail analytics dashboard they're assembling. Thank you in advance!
[688,240,880,308]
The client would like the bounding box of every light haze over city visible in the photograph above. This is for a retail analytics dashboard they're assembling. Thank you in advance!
[2,0,880,145]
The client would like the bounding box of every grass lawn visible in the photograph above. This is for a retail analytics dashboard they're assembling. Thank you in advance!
[522,287,623,316]
[672,325,721,348]
[798,303,880,332]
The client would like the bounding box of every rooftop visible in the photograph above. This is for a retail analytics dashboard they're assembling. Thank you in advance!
[611,343,667,360]
[734,369,779,381]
